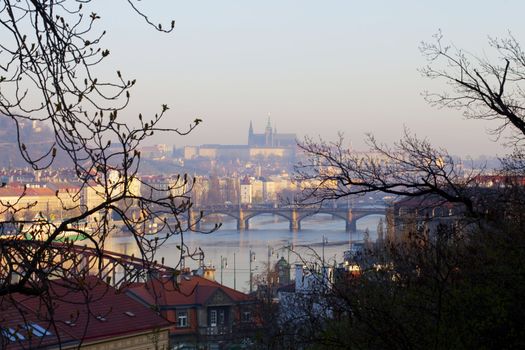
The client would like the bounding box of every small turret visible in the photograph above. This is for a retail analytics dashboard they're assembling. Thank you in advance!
[275,256,290,286]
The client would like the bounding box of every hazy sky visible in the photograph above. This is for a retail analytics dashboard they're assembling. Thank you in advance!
[96,0,525,156]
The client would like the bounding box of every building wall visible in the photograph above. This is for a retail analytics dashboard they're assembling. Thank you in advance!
[262,181,276,202]
[69,329,170,350]
[249,148,289,158]
[198,148,218,158]
[83,184,106,210]
[183,146,198,159]
[240,183,252,204]
[251,180,263,203]
[184,144,294,161]
[216,148,250,159]
[192,176,209,207]
[0,193,61,218]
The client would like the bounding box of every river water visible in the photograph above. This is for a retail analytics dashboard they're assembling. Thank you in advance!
[106,213,384,293]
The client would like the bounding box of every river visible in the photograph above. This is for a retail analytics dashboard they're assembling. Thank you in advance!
[106,213,385,293]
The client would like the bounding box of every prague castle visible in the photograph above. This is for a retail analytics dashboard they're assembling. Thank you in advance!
[183,119,297,160]
[248,119,296,148]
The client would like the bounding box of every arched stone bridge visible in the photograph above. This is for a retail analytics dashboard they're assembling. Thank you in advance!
[189,206,386,232]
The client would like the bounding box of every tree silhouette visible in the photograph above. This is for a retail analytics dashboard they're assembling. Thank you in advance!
[291,33,525,349]
[0,1,208,348]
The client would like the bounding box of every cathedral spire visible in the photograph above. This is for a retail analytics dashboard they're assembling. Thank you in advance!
[248,120,254,146]
[265,114,273,147]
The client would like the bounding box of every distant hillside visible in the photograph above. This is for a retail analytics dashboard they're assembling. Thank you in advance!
[0,117,71,168]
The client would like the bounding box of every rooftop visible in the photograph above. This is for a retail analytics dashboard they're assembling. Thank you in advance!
[1,276,170,349]
[126,275,253,308]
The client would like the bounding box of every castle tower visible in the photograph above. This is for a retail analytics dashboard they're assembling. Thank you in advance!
[248,120,254,146]
[265,116,273,147]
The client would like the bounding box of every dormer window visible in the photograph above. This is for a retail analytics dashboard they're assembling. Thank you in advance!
[1,328,25,342]
[23,323,52,337]
[177,310,188,328]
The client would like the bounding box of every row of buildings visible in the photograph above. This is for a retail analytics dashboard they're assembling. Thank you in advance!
[2,269,258,349]
[0,171,302,223]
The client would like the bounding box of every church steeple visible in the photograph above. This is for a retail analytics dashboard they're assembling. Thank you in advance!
[265,115,273,147]
[248,120,254,146]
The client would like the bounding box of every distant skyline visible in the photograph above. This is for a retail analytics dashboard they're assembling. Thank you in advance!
[95,1,525,156]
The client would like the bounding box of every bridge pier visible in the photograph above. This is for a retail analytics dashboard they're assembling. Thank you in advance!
[346,220,357,233]
[290,209,300,231]
[237,219,249,231]
[188,209,201,231]
[346,209,356,233]
[237,208,247,231]
[289,219,301,231]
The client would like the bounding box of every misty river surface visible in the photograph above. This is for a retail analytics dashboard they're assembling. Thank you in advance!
[106,214,385,293]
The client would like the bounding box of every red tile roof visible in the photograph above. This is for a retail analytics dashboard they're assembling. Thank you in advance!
[1,276,170,349]
[0,186,56,197]
[126,275,252,308]
[0,296,77,349]
[393,195,455,209]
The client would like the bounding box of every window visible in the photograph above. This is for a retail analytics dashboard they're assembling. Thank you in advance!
[210,310,217,327]
[1,329,16,342]
[218,310,225,325]
[177,311,188,328]
[1,328,25,342]
[24,323,52,337]
[242,311,252,322]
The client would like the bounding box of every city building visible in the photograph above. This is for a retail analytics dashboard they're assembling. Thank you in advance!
[239,176,253,205]
[384,194,471,243]
[276,264,334,333]
[139,144,171,159]
[0,185,61,220]
[126,274,258,350]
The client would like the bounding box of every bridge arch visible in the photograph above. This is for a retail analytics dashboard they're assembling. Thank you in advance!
[243,211,293,222]
[197,210,241,230]
[298,212,349,231]
[202,210,241,221]
[196,206,386,232]
[298,211,349,222]
[243,211,294,230]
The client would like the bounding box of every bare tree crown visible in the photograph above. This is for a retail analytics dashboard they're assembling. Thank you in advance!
[0,2,206,347]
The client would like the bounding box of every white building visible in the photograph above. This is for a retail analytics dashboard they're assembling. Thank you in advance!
[262,179,276,202]
[277,264,334,330]
[240,176,253,204]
